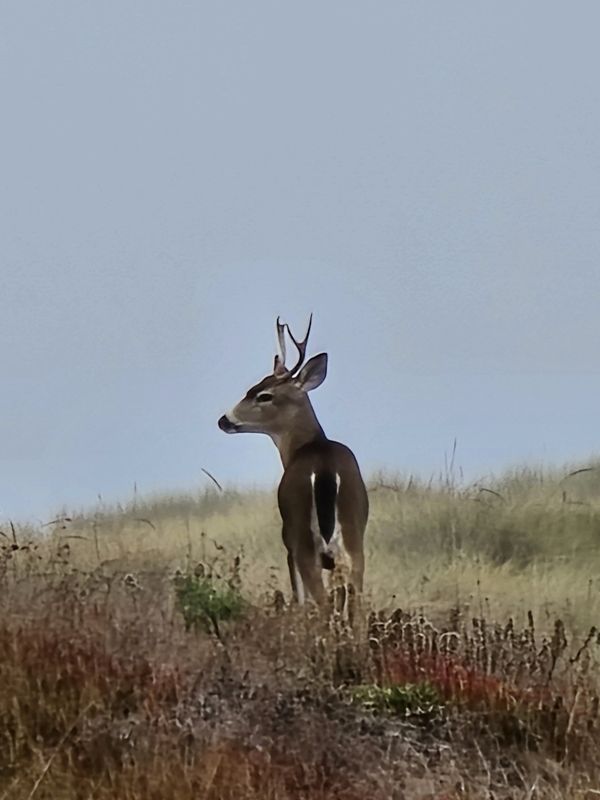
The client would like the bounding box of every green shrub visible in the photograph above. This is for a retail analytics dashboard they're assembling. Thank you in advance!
[174,571,245,633]
[349,682,442,717]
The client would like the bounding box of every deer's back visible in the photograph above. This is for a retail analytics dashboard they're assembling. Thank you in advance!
[277,439,368,529]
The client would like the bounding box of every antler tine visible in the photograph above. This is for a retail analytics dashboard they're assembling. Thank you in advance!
[285,313,313,376]
[273,316,288,376]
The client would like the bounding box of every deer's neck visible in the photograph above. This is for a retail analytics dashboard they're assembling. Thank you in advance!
[270,404,326,468]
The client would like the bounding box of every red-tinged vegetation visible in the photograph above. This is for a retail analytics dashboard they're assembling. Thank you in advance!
[368,609,600,763]
[0,564,600,798]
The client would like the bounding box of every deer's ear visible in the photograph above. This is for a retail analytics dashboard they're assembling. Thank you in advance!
[294,353,328,392]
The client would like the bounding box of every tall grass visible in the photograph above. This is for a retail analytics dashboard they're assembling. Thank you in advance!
[13,463,600,628]
[2,463,600,797]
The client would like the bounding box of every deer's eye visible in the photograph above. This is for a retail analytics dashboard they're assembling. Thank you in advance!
[256,392,273,404]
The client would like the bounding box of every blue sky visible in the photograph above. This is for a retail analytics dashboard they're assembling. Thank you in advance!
[2,2,600,519]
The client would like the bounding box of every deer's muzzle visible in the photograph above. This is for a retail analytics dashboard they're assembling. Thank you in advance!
[218,414,240,433]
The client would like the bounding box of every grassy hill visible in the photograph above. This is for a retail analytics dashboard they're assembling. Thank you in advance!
[13,463,600,624]
[2,464,600,798]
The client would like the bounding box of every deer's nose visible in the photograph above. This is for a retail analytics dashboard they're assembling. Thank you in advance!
[218,414,238,433]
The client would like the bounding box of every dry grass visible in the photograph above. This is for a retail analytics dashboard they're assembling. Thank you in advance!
[17,463,600,623]
[2,463,600,798]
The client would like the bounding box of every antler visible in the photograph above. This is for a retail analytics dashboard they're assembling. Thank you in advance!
[285,313,312,375]
[273,314,313,378]
[273,316,288,376]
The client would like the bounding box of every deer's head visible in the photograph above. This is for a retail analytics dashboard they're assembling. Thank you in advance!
[218,315,327,439]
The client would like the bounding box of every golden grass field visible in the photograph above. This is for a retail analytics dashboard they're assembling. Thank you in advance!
[2,463,600,798]
[31,463,600,625]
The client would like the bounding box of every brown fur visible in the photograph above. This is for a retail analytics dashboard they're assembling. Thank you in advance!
[218,319,369,604]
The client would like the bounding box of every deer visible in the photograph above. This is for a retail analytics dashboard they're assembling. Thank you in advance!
[218,315,368,606]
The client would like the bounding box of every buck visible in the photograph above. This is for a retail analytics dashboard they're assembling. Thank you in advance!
[218,316,368,605]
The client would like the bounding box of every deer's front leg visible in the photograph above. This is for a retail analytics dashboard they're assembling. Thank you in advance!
[286,551,303,604]
[283,524,325,605]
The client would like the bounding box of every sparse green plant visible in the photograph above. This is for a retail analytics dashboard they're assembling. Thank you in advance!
[350,682,442,717]
[174,567,245,633]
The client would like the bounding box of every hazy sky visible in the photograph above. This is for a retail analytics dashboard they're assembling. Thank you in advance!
[2,2,600,519]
